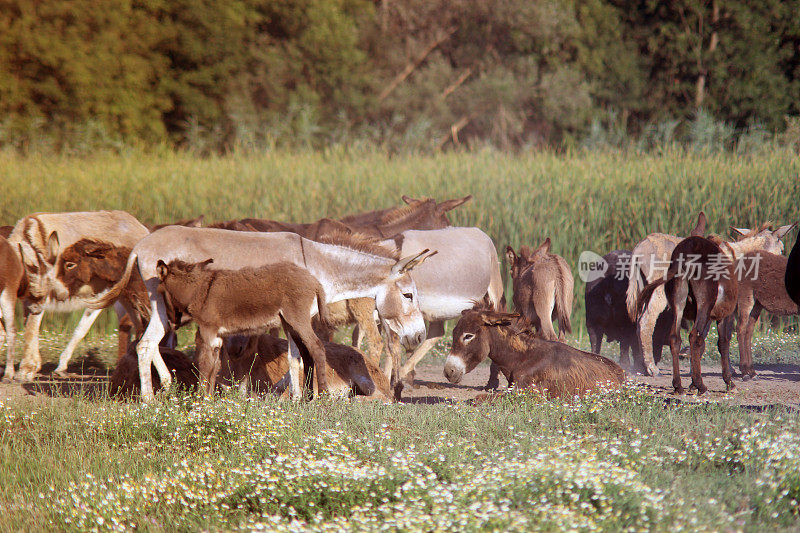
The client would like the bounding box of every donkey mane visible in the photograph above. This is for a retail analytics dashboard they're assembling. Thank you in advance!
[379,200,431,226]
[316,230,400,260]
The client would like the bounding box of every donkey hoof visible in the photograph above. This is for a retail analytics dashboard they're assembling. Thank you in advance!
[741,373,753,382]
[645,364,660,377]
[725,383,736,393]
[671,387,685,395]
[53,368,70,378]
[1,374,13,384]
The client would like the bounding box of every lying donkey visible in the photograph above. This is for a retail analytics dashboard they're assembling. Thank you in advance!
[156,259,331,395]
[219,334,392,400]
[444,306,624,398]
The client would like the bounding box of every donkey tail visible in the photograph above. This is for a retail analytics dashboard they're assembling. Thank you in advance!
[635,269,676,319]
[625,253,644,321]
[85,252,138,310]
[556,267,574,335]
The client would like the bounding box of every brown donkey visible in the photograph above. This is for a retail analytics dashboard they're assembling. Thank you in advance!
[637,236,740,394]
[0,237,24,381]
[156,259,331,395]
[736,251,799,379]
[219,334,392,400]
[444,307,624,397]
[506,239,573,341]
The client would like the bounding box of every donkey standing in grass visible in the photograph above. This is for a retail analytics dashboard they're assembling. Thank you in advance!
[736,250,800,379]
[444,307,624,397]
[6,211,149,382]
[505,239,573,341]
[84,226,433,401]
[637,224,796,394]
[787,232,800,306]
[156,259,332,394]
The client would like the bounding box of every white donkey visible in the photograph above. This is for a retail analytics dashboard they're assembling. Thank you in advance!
[380,227,504,390]
[84,226,433,400]
[6,211,148,381]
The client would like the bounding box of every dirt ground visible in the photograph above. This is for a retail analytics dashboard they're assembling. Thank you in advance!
[401,360,800,409]
[1,357,798,409]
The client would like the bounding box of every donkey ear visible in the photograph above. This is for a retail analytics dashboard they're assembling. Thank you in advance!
[481,312,519,327]
[532,238,551,256]
[18,243,39,272]
[505,246,517,264]
[401,195,417,205]
[690,211,707,237]
[437,194,472,212]
[199,258,214,269]
[730,227,749,237]
[156,260,169,281]
[46,231,60,262]
[774,222,797,239]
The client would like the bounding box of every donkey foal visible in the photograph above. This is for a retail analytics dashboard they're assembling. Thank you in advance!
[156,259,330,396]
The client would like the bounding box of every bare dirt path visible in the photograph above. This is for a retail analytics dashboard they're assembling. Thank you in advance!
[402,360,800,409]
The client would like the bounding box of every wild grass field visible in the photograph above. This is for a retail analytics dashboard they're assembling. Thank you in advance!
[0,148,799,531]
[0,146,798,331]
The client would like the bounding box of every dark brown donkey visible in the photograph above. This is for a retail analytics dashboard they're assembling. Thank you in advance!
[637,236,740,394]
[505,239,573,341]
[443,307,624,397]
[737,251,800,379]
[156,259,331,395]
[219,334,392,400]
[787,233,800,306]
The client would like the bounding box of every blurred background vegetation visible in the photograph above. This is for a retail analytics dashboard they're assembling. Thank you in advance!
[2,0,800,154]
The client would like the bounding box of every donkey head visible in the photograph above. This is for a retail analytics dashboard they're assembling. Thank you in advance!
[374,249,436,350]
[444,308,518,383]
[730,222,796,256]
[18,231,67,302]
[379,194,472,234]
[55,239,129,299]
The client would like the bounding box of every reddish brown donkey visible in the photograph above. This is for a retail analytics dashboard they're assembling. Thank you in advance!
[444,307,624,397]
[505,238,573,341]
[156,259,331,395]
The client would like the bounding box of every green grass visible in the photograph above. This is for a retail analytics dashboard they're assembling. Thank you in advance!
[1,146,798,331]
[1,383,800,531]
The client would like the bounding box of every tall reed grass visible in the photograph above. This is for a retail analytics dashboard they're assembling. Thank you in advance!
[1,146,797,331]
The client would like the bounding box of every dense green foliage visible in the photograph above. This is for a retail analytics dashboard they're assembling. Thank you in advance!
[2,0,799,151]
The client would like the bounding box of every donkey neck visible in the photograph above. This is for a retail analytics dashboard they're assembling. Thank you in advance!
[301,239,396,302]
[486,325,535,371]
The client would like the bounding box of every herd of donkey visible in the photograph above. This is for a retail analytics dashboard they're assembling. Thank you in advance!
[0,195,798,403]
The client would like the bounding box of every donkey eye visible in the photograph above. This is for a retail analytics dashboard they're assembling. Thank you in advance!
[403,292,413,300]
[461,333,475,344]
[65,262,77,270]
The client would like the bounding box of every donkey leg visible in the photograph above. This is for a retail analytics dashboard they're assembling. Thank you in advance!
[400,320,444,382]
[688,311,711,395]
[18,310,44,382]
[637,286,667,376]
[286,333,304,400]
[54,307,104,376]
[485,363,501,391]
[285,319,329,397]
[137,280,172,401]
[667,280,688,394]
[0,289,16,383]
[716,315,735,391]
[740,305,761,380]
[351,299,383,366]
[196,328,222,395]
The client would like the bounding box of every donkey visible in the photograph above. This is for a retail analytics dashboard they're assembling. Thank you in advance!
[585,250,674,369]
[0,236,24,381]
[637,235,743,394]
[444,307,624,398]
[83,226,432,401]
[156,259,333,394]
[505,239,573,341]
[339,194,472,238]
[110,342,200,398]
[219,334,392,400]
[379,227,504,395]
[787,233,800,306]
[7,210,149,382]
[736,251,800,379]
